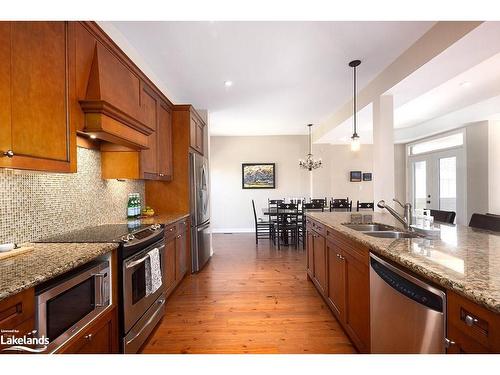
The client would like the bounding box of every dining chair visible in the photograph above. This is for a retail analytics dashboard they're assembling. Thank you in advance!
[268,199,284,241]
[430,209,456,224]
[356,201,374,212]
[252,200,272,244]
[330,197,351,212]
[275,203,299,249]
[469,213,500,232]
[310,198,327,207]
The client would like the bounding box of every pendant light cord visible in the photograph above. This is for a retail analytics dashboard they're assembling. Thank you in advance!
[353,64,357,136]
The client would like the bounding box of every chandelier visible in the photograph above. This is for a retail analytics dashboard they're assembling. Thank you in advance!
[299,124,322,171]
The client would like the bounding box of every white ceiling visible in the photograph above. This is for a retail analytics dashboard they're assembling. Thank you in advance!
[318,21,500,144]
[106,21,435,136]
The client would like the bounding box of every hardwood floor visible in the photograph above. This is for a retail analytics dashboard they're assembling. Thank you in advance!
[140,233,356,354]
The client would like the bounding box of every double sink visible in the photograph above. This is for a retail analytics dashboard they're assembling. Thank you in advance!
[342,223,422,239]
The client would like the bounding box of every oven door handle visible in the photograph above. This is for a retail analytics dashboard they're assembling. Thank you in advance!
[125,245,165,269]
[94,273,107,307]
[125,298,166,346]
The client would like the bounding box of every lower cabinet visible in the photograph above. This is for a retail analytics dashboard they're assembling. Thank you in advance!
[57,307,118,354]
[306,219,371,353]
[163,218,189,298]
[327,241,345,321]
[312,232,327,295]
[342,249,370,353]
[446,291,500,353]
[306,230,314,277]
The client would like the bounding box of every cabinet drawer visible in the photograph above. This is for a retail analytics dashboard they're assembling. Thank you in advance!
[164,223,178,241]
[447,291,500,352]
[0,288,34,330]
[311,220,325,236]
[0,316,35,353]
[57,308,118,354]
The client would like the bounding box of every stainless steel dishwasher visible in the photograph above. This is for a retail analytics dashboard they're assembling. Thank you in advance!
[370,253,446,353]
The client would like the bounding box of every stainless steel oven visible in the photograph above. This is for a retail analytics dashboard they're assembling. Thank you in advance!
[122,238,166,353]
[36,259,111,352]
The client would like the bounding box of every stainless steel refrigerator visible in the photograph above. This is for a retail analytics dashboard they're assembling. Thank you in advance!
[189,152,211,272]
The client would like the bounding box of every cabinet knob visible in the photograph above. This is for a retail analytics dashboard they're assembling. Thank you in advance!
[84,333,93,341]
[444,338,455,348]
[465,314,478,327]
[159,173,164,177]
[2,150,14,158]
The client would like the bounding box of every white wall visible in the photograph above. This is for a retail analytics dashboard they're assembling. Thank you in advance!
[489,120,500,214]
[394,144,407,203]
[210,135,310,232]
[312,144,374,204]
[466,121,489,223]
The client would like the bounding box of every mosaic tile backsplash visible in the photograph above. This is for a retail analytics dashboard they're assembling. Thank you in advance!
[0,147,145,244]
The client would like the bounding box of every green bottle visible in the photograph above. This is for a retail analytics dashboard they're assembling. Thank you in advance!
[127,194,135,218]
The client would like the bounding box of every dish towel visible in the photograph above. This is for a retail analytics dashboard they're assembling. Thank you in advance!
[145,247,162,296]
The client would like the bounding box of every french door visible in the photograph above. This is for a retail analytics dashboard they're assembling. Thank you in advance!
[409,148,465,224]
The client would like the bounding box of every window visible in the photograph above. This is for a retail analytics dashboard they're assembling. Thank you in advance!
[409,133,463,155]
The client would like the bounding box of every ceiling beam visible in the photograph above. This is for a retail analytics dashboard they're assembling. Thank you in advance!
[314,21,483,142]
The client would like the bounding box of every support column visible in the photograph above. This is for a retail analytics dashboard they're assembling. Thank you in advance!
[372,95,395,210]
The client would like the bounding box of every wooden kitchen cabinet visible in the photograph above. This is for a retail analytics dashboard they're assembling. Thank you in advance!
[164,238,177,296]
[163,217,190,299]
[0,21,76,173]
[446,291,500,353]
[342,248,370,353]
[190,115,205,155]
[175,230,188,281]
[305,218,370,353]
[56,307,118,354]
[327,241,345,321]
[157,102,173,180]
[312,232,327,295]
[139,85,159,179]
[306,230,314,278]
[0,287,36,353]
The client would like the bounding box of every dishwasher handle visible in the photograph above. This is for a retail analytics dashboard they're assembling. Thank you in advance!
[370,255,444,313]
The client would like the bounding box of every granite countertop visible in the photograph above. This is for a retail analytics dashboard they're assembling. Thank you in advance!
[0,213,189,302]
[0,242,118,302]
[306,211,500,313]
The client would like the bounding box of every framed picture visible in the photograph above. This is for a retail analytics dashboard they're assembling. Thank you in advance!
[363,172,372,181]
[350,171,362,182]
[242,163,276,189]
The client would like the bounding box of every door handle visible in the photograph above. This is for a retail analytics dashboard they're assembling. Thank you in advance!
[126,245,165,269]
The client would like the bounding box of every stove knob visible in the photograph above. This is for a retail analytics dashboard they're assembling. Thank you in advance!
[150,225,156,231]
[127,234,135,241]
[121,235,128,242]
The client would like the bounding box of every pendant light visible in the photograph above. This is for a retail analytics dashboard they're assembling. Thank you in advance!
[349,59,361,152]
[299,124,322,171]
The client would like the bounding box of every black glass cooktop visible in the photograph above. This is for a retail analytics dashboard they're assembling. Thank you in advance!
[37,224,150,243]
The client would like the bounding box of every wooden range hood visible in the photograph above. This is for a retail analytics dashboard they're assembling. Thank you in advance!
[79,43,152,149]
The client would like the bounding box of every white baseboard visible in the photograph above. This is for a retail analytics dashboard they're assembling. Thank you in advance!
[211,227,254,233]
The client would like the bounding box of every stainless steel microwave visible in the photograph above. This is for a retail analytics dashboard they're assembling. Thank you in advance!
[35,259,111,352]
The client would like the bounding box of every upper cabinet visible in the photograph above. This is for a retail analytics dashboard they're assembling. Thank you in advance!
[138,84,173,181]
[0,21,76,173]
[190,109,206,155]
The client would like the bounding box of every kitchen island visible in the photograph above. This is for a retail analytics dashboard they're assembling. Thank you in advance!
[305,211,500,353]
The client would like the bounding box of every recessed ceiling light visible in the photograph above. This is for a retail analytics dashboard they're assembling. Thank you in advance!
[224,80,233,88]
[90,134,97,139]
[460,81,471,88]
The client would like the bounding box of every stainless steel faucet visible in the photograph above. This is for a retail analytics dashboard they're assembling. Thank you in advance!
[377,199,413,230]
